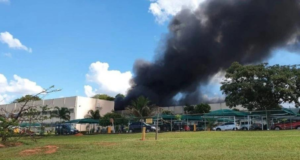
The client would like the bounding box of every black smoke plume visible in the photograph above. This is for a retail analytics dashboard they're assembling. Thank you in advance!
[115,0,300,110]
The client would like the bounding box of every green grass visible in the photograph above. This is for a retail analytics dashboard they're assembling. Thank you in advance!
[1,131,300,160]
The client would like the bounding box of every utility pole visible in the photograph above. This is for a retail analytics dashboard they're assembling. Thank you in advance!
[155,107,159,140]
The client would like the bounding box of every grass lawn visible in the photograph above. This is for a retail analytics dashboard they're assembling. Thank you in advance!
[1,131,300,160]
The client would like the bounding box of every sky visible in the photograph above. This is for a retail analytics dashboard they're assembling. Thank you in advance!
[0,0,300,104]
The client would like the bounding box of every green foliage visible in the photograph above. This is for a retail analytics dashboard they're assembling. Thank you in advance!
[175,114,181,121]
[194,103,211,114]
[184,104,194,114]
[206,118,215,130]
[161,110,174,115]
[0,117,18,142]
[12,95,41,103]
[115,94,125,99]
[92,94,115,101]
[51,107,70,122]
[126,96,154,117]
[221,62,300,111]
[184,103,211,114]
[86,110,101,120]
[99,112,128,126]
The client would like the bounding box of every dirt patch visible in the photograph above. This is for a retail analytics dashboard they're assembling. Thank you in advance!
[75,133,83,136]
[95,142,117,147]
[19,145,59,156]
[44,145,59,154]
[0,143,5,148]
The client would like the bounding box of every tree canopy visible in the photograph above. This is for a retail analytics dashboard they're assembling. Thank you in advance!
[92,94,115,101]
[221,62,300,111]
[184,103,211,114]
[115,94,125,99]
[51,107,71,122]
[12,95,41,103]
[184,104,194,114]
[86,110,101,120]
[194,103,211,114]
[99,112,128,126]
[161,110,174,115]
[126,96,155,117]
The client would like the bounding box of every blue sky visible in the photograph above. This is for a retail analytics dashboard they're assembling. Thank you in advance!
[0,0,300,104]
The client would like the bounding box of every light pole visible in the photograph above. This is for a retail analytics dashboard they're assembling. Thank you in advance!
[155,107,159,140]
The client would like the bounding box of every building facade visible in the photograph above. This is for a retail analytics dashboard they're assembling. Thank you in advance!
[0,96,114,124]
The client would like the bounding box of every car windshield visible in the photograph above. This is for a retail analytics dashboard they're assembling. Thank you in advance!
[70,126,76,130]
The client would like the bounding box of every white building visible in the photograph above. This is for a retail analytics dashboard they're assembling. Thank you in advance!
[0,96,114,124]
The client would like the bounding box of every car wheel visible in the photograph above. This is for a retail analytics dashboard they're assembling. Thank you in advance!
[146,129,150,133]
[242,127,248,131]
[216,128,221,131]
[275,127,280,131]
[129,130,133,133]
[296,126,300,130]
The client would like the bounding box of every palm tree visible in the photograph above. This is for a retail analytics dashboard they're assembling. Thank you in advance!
[86,110,101,119]
[126,96,154,118]
[51,107,70,123]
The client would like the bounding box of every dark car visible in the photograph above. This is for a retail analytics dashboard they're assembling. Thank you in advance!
[250,123,267,130]
[129,122,157,133]
[55,124,79,135]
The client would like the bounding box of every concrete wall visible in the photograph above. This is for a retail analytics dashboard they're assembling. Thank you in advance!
[159,103,245,114]
[0,96,114,124]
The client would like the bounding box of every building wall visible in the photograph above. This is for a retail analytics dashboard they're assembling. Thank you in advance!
[0,96,114,124]
[159,103,245,114]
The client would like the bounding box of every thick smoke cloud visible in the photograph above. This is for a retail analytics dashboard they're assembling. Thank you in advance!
[115,0,300,110]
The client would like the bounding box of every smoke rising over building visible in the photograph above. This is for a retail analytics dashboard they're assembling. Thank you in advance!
[115,0,300,110]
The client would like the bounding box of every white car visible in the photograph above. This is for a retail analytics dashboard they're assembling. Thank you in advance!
[239,121,252,130]
[213,122,240,131]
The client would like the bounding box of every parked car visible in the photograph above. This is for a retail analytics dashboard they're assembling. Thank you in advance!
[239,121,252,130]
[250,123,267,130]
[129,122,158,133]
[212,122,240,131]
[55,124,79,135]
[271,119,300,130]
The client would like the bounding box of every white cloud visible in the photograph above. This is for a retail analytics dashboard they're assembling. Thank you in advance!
[84,85,96,97]
[149,0,205,23]
[2,53,12,58]
[0,32,32,52]
[0,74,43,104]
[85,61,132,97]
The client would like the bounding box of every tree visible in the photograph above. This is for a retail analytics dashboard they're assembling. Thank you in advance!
[92,94,115,101]
[161,110,174,115]
[194,103,211,114]
[221,62,300,129]
[20,105,50,134]
[0,85,60,143]
[86,110,101,120]
[12,95,41,103]
[126,96,155,118]
[115,94,125,99]
[221,62,300,110]
[51,107,70,123]
[232,108,240,111]
[184,104,194,114]
[99,112,128,126]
